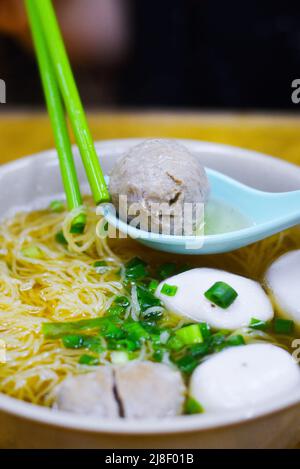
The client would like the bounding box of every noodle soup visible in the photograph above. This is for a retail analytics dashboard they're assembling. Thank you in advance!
[0,198,299,414]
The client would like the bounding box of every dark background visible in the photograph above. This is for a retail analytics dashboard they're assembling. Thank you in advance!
[1,0,300,110]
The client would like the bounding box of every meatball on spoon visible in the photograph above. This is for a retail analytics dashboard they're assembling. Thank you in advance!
[102,139,300,254]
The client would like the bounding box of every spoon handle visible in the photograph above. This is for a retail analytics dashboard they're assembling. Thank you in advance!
[258,190,300,221]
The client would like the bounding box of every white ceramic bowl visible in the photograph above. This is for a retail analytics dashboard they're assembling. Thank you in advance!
[1,138,300,449]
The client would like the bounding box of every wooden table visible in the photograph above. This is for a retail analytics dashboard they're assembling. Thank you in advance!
[0,111,300,448]
[1,111,300,167]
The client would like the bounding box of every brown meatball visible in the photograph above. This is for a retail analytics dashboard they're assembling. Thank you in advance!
[109,139,209,235]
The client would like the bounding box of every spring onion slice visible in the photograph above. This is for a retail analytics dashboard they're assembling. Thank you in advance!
[148,279,159,294]
[107,338,141,352]
[225,334,245,347]
[185,397,204,415]
[249,317,268,331]
[62,334,103,353]
[175,324,203,345]
[152,348,164,362]
[161,283,178,297]
[42,317,122,339]
[110,351,129,365]
[93,260,107,267]
[167,335,185,351]
[79,354,100,366]
[204,281,238,309]
[136,285,161,311]
[125,257,148,280]
[122,321,150,341]
[274,318,294,335]
[55,230,67,245]
[174,355,199,374]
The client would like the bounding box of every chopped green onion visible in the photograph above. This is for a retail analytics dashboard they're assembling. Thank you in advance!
[107,304,126,317]
[125,257,148,280]
[141,321,161,335]
[110,351,129,365]
[55,230,67,245]
[78,354,100,366]
[62,334,84,349]
[114,296,130,308]
[70,213,86,234]
[225,334,245,347]
[170,328,243,374]
[274,318,295,335]
[174,355,199,374]
[203,332,244,353]
[149,332,162,345]
[185,397,204,415]
[126,263,147,280]
[188,341,210,358]
[142,309,163,321]
[209,332,226,351]
[21,245,43,259]
[49,200,64,213]
[122,321,150,341]
[167,335,185,351]
[152,347,164,362]
[175,324,203,345]
[157,263,176,279]
[136,285,161,312]
[249,317,268,331]
[198,322,211,340]
[161,283,178,297]
[204,281,238,309]
[62,335,104,353]
[100,319,125,339]
[42,317,121,339]
[43,318,102,338]
[62,334,103,353]
[93,260,107,268]
[107,338,141,352]
[148,279,159,294]
[70,224,85,234]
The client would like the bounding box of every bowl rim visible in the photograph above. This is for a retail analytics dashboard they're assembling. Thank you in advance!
[0,137,300,435]
[0,385,299,435]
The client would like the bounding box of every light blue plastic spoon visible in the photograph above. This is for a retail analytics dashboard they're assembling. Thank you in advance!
[101,169,300,255]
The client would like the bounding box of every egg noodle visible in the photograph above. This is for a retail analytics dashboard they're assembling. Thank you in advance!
[0,198,299,406]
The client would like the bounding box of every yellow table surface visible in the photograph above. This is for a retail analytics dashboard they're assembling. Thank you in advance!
[1,111,300,167]
[0,111,300,448]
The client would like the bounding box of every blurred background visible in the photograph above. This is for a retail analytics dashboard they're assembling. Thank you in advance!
[1,0,300,110]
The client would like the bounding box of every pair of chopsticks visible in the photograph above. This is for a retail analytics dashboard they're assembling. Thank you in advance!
[25,0,110,232]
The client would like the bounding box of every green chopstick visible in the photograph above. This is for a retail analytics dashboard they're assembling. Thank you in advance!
[25,0,86,232]
[34,0,110,205]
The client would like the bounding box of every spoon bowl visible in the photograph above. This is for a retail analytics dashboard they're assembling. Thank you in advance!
[102,168,300,255]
